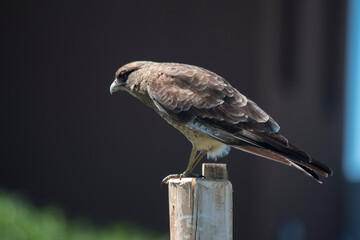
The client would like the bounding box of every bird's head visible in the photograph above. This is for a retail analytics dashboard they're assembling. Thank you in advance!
[109,61,150,94]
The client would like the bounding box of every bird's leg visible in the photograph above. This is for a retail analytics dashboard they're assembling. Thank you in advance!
[181,147,200,177]
[161,147,205,185]
[190,151,207,173]
[182,150,207,177]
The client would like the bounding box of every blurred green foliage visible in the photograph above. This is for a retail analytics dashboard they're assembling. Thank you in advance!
[0,189,167,240]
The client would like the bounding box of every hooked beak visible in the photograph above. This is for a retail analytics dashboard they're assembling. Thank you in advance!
[109,79,122,95]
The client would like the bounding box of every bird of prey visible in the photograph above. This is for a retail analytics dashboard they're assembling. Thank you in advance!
[109,61,333,183]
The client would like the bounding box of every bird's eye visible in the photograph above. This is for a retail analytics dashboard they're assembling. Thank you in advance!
[118,71,128,81]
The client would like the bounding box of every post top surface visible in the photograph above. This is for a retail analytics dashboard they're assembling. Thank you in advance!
[202,163,228,180]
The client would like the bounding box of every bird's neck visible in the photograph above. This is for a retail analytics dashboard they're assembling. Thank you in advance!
[126,84,155,109]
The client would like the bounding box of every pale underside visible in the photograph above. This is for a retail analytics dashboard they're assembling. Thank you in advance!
[160,112,231,160]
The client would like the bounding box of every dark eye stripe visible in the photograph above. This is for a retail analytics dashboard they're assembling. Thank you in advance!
[117,69,136,82]
[118,71,128,81]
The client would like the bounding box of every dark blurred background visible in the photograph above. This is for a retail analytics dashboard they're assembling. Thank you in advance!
[0,0,356,239]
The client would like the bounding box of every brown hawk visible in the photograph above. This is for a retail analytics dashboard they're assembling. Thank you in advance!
[109,61,333,183]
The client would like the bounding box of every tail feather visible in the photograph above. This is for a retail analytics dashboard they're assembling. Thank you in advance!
[291,162,322,183]
[191,119,333,183]
[231,143,325,183]
[231,130,333,182]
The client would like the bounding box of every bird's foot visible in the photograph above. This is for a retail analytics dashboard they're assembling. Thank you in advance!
[161,174,181,185]
[161,171,204,185]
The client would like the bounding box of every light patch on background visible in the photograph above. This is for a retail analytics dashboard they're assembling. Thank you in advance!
[344,0,360,182]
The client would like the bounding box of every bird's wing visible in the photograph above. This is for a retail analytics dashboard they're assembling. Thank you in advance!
[146,63,280,134]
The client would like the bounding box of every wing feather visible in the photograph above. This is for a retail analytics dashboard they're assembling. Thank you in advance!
[146,63,280,133]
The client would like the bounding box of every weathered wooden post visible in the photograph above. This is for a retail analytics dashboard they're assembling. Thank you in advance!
[168,163,233,240]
